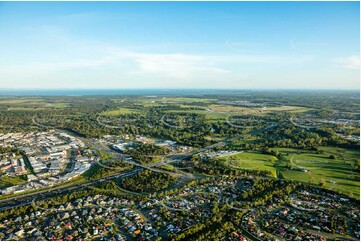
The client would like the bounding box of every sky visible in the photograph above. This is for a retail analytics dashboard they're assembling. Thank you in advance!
[0,1,359,90]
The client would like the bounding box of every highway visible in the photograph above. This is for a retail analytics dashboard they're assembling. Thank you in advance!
[0,168,142,211]
[0,119,277,211]
[0,127,191,211]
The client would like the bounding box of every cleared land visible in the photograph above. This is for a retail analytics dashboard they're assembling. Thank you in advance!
[101,108,142,115]
[219,151,278,177]
[0,98,69,111]
[273,147,360,198]
[218,147,359,199]
[208,105,256,114]
[157,97,216,103]
[0,176,27,189]
[263,106,310,113]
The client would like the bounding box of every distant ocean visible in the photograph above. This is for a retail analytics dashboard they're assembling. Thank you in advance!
[0,89,356,96]
[0,89,248,96]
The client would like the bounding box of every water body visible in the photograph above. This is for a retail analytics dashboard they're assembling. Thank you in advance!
[0,89,248,96]
[0,89,357,96]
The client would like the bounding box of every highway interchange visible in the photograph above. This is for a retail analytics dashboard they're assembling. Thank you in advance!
[0,116,279,212]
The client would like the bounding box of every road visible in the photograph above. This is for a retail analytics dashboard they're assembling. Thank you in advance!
[0,119,277,211]
[0,168,142,211]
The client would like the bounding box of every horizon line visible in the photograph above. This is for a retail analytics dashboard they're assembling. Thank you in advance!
[0,88,359,91]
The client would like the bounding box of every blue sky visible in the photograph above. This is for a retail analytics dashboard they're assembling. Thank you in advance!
[0,1,359,89]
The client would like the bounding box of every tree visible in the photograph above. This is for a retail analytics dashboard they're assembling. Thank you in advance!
[353,159,360,172]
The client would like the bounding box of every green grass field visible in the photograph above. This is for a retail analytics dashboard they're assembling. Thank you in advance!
[273,147,360,199]
[98,150,115,160]
[0,98,69,111]
[218,151,278,177]
[228,138,258,146]
[0,176,27,189]
[208,105,256,114]
[217,147,359,199]
[46,102,69,108]
[157,97,216,103]
[160,103,310,121]
[7,107,44,111]
[263,105,311,113]
[0,98,45,104]
[134,97,215,106]
[101,107,142,115]
[163,108,229,121]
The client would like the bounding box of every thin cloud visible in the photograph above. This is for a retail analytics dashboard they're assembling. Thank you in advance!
[290,39,306,52]
[127,52,229,79]
[0,43,315,88]
[225,40,264,53]
[334,55,360,69]
[290,38,328,53]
